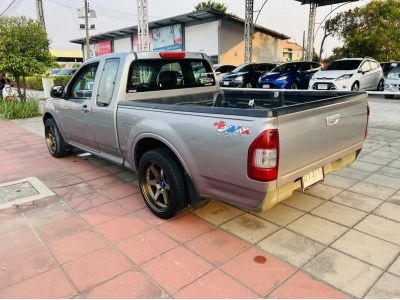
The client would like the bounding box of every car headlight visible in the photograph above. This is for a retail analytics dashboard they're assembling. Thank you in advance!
[277,76,288,81]
[235,76,244,82]
[335,74,353,81]
[388,72,399,79]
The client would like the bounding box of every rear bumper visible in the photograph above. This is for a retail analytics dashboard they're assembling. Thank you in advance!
[255,143,363,211]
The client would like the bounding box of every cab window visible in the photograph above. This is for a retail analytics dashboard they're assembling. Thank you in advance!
[97,59,120,106]
[68,63,99,99]
[127,59,214,93]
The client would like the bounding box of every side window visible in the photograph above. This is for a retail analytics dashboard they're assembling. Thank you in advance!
[256,64,267,72]
[190,61,214,86]
[300,63,312,72]
[311,63,321,70]
[360,61,371,72]
[68,63,99,98]
[370,61,378,70]
[97,58,120,107]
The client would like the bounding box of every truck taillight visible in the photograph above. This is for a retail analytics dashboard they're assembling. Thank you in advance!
[159,52,185,59]
[248,129,279,182]
[364,105,370,140]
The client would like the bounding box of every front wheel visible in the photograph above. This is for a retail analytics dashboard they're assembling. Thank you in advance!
[138,148,186,219]
[44,118,71,157]
[377,80,384,91]
[290,82,298,90]
[351,82,360,91]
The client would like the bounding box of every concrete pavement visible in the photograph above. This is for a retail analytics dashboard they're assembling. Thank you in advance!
[1,94,400,298]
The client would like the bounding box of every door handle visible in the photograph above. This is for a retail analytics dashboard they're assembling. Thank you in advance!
[81,104,90,113]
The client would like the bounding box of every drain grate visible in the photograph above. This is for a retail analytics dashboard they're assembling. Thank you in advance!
[0,177,55,209]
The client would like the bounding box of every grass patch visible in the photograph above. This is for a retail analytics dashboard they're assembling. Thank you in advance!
[0,99,41,119]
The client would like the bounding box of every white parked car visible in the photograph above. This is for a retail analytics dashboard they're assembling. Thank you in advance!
[384,66,400,99]
[309,58,384,91]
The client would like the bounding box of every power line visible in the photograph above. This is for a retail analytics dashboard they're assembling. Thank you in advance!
[0,0,18,16]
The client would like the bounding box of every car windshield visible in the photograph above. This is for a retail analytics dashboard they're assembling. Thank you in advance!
[325,60,361,71]
[232,64,254,73]
[57,69,75,75]
[271,63,299,73]
[389,67,400,75]
[381,62,398,74]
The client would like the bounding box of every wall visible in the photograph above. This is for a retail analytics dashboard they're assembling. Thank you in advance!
[185,21,219,56]
[219,19,284,65]
[114,37,132,53]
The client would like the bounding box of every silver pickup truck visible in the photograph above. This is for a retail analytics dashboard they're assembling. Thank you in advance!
[43,51,369,219]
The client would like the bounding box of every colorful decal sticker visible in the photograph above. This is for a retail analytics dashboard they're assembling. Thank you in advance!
[213,121,250,135]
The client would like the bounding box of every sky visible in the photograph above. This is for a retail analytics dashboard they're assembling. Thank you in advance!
[0,0,371,59]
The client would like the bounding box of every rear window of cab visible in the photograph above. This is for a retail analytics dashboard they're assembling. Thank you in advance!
[127,59,215,93]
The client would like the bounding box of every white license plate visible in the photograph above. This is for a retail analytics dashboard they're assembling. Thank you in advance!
[301,167,324,190]
[318,84,328,90]
[263,84,270,88]
[223,81,230,86]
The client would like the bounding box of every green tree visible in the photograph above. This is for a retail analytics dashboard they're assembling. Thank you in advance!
[325,0,400,61]
[0,16,54,99]
[195,1,227,13]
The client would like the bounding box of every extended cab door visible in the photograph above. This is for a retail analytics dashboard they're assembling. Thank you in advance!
[89,58,123,164]
[58,62,100,152]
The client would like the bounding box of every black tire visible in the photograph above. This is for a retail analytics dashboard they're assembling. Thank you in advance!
[290,82,298,90]
[351,82,360,91]
[377,80,384,91]
[138,148,186,219]
[243,82,253,88]
[385,95,394,99]
[44,118,71,157]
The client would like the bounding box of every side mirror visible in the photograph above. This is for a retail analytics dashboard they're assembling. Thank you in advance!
[50,85,64,98]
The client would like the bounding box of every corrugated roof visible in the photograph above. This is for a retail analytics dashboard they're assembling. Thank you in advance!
[294,0,358,6]
[70,8,290,45]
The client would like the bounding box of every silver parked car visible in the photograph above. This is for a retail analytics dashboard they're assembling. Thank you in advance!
[384,66,400,99]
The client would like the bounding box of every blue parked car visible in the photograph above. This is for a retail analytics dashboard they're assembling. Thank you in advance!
[258,61,321,89]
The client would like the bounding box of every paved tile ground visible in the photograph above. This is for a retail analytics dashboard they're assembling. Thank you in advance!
[1,95,400,298]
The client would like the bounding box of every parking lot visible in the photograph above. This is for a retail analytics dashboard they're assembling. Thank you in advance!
[0,94,399,298]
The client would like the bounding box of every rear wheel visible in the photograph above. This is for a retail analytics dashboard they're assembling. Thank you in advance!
[351,82,359,91]
[138,148,186,219]
[44,118,71,157]
[377,80,384,91]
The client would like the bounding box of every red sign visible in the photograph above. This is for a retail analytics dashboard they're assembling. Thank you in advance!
[95,41,112,56]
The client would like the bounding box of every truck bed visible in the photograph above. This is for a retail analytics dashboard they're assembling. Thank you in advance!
[119,88,366,118]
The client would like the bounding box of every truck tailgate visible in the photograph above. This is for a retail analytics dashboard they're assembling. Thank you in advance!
[277,94,368,181]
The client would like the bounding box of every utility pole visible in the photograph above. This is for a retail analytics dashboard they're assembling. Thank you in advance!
[84,0,90,60]
[305,2,317,61]
[244,0,254,63]
[137,0,150,51]
[35,0,46,30]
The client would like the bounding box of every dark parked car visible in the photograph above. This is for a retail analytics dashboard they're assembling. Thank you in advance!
[258,61,321,89]
[381,61,400,78]
[213,64,236,76]
[220,63,276,88]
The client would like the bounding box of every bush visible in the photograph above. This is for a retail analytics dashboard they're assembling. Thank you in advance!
[54,75,72,87]
[25,76,43,90]
[25,75,72,91]
[0,99,41,119]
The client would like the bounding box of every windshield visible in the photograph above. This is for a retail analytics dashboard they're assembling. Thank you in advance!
[271,63,299,73]
[232,64,254,73]
[57,69,75,75]
[389,67,400,75]
[381,62,398,74]
[325,60,361,71]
